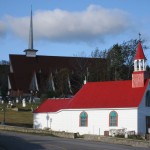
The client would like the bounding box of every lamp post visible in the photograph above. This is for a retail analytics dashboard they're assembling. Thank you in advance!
[3,100,5,124]
[3,91,10,125]
[1,98,6,125]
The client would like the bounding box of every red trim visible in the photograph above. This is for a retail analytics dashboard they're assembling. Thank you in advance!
[109,111,118,127]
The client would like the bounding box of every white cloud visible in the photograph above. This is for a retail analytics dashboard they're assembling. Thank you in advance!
[6,5,132,43]
[6,16,29,39]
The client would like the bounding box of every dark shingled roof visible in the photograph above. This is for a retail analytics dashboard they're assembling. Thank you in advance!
[9,54,105,93]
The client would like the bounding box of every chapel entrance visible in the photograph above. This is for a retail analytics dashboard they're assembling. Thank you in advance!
[146,116,150,134]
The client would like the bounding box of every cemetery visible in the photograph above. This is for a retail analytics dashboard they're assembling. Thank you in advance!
[0,97,39,127]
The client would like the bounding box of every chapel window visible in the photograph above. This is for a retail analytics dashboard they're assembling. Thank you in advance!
[79,111,88,127]
[109,111,118,126]
[146,91,150,107]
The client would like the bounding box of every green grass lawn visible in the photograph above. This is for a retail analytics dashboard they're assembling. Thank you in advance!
[0,103,39,128]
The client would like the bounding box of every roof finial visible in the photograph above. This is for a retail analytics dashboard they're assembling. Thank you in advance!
[28,5,33,50]
[139,32,141,42]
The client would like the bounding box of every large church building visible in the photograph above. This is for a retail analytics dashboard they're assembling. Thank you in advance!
[8,9,106,99]
[33,41,150,135]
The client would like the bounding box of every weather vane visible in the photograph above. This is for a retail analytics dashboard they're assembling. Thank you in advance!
[139,33,141,41]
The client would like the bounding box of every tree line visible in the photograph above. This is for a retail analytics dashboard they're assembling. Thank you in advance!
[0,61,9,98]
[91,38,150,81]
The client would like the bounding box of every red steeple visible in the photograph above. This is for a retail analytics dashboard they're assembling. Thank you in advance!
[134,41,146,60]
[132,38,148,88]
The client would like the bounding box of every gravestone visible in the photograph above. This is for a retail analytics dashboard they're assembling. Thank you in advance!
[22,99,26,107]
[16,98,19,103]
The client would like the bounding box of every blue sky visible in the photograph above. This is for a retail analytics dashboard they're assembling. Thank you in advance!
[0,0,150,64]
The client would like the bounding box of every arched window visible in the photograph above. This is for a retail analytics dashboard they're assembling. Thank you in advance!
[146,91,150,107]
[79,111,88,127]
[109,111,118,126]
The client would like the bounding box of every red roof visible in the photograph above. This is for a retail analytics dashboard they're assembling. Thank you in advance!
[68,80,148,109]
[34,79,149,113]
[34,98,70,113]
[134,41,146,60]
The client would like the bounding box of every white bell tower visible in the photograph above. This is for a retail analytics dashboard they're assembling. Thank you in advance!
[132,35,147,88]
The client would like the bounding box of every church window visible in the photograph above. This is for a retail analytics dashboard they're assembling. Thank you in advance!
[146,91,150,107]
[79,111,88,127]
[109,111,118,126]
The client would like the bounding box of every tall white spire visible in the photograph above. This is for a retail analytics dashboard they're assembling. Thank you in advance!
[29,6,33,50]
[24,6,38,57]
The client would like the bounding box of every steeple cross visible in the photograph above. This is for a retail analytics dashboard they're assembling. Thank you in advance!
[139,33,141,41]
